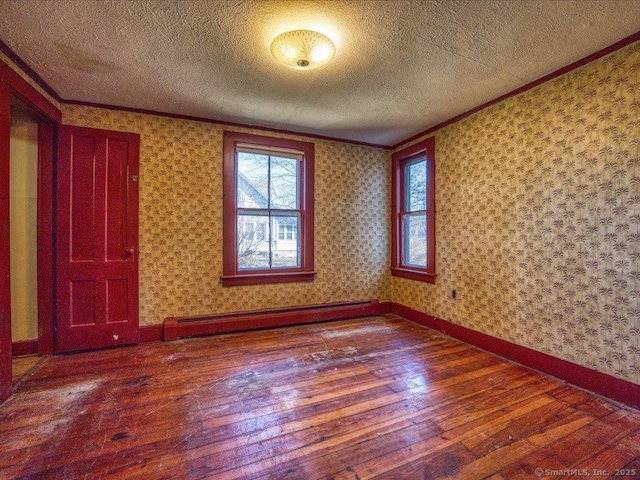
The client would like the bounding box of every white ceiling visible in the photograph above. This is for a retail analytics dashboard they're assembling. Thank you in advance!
[1,0,639,147]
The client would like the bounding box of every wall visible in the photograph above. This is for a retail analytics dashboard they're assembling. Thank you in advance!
[9,117,38,341]
[62,105,391,326]
[393,40,640,386]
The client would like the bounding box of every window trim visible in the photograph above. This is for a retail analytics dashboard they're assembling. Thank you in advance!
[221,131,315,286]
[391,137,436,283]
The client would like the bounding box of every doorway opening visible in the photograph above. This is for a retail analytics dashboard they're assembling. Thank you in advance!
[10,109,38,382]
[0,67,59,404]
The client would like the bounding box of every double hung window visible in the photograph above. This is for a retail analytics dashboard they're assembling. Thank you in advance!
[222,131,315,286]
[391,137,436,283]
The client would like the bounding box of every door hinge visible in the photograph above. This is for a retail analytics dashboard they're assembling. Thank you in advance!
[130,175,139,182]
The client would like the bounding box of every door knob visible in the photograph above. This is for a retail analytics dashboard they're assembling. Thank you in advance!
[125,248,135,256]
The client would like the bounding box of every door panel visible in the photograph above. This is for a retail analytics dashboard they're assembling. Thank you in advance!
[70,281,96,326]
[106,279,128,323]
[70,135,96,262]
[105,140,130,261]
[57,126,139,353]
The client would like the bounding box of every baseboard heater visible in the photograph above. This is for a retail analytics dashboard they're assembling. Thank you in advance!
[163,299,380,341]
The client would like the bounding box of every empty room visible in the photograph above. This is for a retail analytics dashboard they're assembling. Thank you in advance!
[1,0,640,478]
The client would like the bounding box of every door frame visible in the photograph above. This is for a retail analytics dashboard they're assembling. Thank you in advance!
[36,121,55,355]
[0,58,61,403]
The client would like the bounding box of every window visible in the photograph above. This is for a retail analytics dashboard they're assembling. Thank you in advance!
[222,131,315,286]
[391,137,436,283]
[278,224,296,241]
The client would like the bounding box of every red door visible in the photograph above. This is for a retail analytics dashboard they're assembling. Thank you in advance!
[56,126,139,353]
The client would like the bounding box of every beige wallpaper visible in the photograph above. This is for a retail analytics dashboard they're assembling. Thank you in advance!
[10,118,38,341]
[62,105,391,327]
[393,40,640,385]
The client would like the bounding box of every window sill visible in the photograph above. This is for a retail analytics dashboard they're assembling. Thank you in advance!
[390,267,436,284]
[221,271,317,287]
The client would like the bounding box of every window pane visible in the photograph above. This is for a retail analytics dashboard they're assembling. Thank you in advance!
[406,159,426,212]
[270,156,298,209]
[238,214,270,270]
[403,213,426,267]
[272,214,300,268]
[238,152,268,208]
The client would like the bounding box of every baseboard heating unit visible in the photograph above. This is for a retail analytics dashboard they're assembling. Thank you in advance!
[163,299,380,340]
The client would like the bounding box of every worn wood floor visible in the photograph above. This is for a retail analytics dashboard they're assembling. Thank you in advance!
[12,355,42,384]
[1,315,640,479]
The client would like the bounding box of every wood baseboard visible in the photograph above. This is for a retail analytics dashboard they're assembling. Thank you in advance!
[12,340,38,357]
[390,302,640,410]
[164,299,380,341]
[380,301,393,314]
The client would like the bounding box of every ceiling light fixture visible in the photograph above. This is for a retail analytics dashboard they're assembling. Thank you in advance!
[270,30,336,70]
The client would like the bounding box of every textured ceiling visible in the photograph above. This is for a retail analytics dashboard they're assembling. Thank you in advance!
[1,0,639,147]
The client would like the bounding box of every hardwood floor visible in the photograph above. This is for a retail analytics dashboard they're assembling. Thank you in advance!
[1,315,639,479]
[11,356,42,384]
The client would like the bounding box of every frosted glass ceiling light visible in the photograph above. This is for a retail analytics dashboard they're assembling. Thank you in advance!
[270,30,336,70]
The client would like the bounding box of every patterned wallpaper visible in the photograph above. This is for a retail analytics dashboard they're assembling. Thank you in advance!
[62,105,391,327]
[393,40,640,385]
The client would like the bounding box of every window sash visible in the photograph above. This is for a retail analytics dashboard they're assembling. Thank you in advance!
[404,157,427,213]
[237,209,301,271]
[401,211,427,268]
[237,143,304,161]
[235,146,301,272]
[236,152,299,211]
